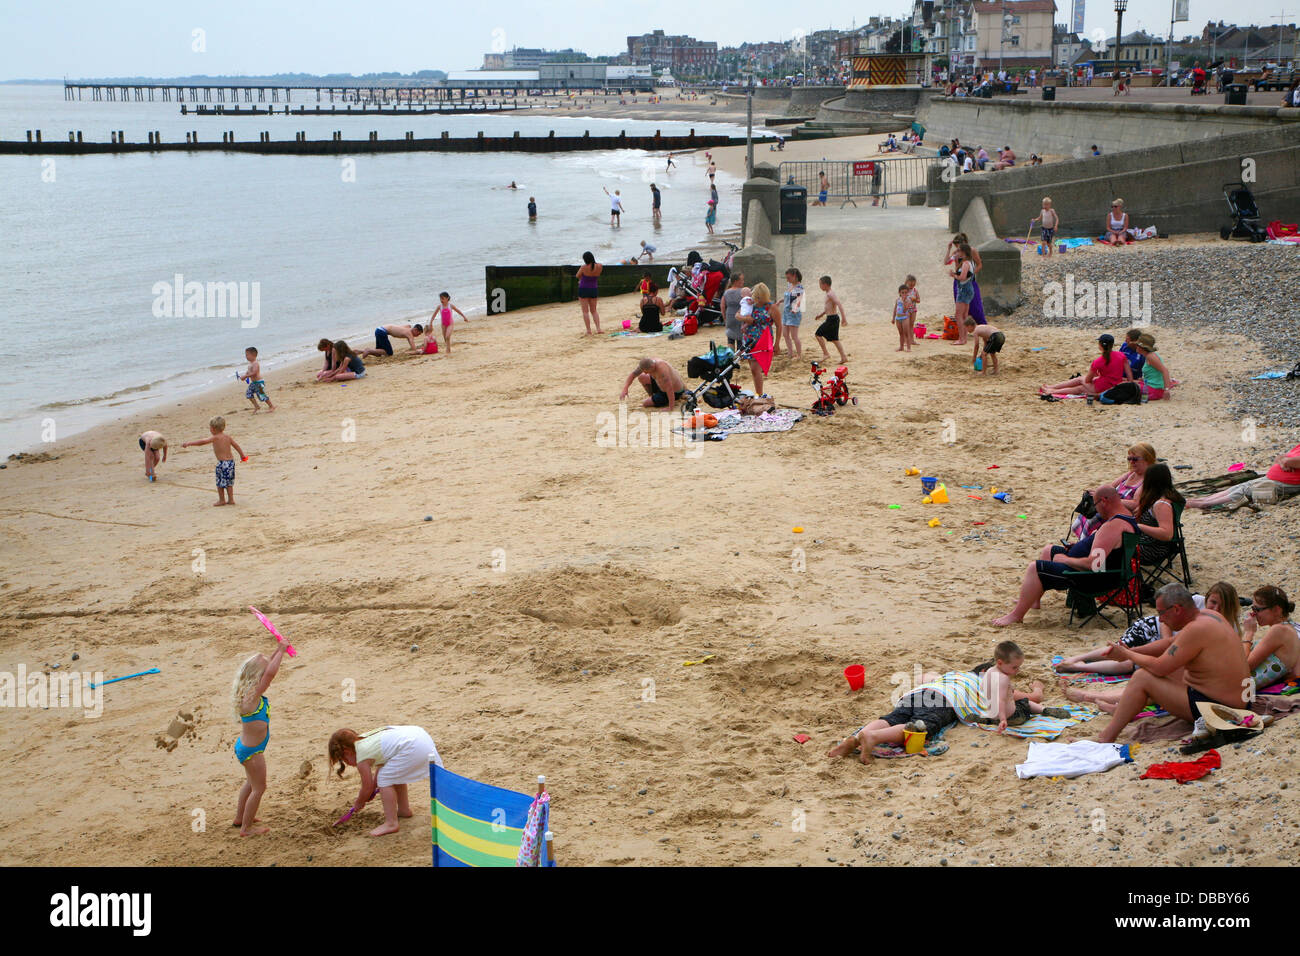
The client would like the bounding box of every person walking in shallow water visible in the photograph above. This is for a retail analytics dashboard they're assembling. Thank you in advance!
[603,187,623,226]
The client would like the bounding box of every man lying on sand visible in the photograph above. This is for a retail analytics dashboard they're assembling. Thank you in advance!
[620,357,686,411]
[1095,584,1248,743]
[358,323,426,358]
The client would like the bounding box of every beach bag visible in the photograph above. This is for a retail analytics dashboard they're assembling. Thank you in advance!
[1100,381,1142,405]
[941,315,960,340]
[703,382,738,408]
[683,315,698,336]
[1267,220,1299,239]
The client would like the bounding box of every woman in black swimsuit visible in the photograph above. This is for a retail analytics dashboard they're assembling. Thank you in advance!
[638,283,665,333]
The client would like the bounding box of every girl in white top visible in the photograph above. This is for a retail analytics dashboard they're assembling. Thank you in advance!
[329,725,442,836]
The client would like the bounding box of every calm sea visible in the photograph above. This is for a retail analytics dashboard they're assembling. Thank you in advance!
[0,84,745,455]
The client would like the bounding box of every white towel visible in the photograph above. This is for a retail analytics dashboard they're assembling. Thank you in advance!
[1014,740,1132,779]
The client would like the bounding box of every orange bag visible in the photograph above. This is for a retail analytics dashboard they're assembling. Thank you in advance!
[941,315,960,340]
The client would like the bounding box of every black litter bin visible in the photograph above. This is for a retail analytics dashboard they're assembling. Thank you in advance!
[780,184,807,234]
[1042,85,1056,101]
[1225,83,1247,106]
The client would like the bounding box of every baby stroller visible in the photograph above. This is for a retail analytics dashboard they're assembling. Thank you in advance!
[1190,68,1208,94]
[682,341,745,413]
[1220,182,1268,242]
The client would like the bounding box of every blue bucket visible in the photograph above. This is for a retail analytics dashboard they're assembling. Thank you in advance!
[921,477,938,493]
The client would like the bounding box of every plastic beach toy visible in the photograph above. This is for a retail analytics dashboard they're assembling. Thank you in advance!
[928,518,942,528]
[920,477,938,493]
[903,727,928,754]
[622,319,632,330]
[905,467,920,476]
[843,665,865,691]
[89,667,160,689]
[792,526,804,533]
[930,484,949,504]
[974,357,983,371]
[248,606,298,657]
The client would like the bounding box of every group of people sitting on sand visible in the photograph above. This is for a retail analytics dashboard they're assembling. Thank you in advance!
[1038,330,1175,403]
[828,578,1299,767]
[315,294,468,383]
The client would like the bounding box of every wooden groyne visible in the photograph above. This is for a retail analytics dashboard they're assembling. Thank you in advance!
[0,130,755,156]
[485,264,673,314]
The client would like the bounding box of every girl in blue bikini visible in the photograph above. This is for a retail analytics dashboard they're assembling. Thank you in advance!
[231,642,289,836]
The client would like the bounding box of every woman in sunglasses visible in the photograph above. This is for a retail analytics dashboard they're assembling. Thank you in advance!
[1242,586,1300,691]
[1069,442,1155,538]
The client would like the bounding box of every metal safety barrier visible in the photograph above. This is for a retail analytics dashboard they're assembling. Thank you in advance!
[778,156,939,209]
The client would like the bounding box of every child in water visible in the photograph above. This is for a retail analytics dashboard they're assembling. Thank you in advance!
[231,641,289,836]
[434,292,468,355]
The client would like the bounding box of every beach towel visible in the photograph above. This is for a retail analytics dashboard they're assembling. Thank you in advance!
[608,330,666,339]
[515,789,550,867]
[675,408,803,438]
[1140,749,1220,783]
[1015,740,1133,779]
[967,704,1093,740]
[1251,371,1291,380]
[1052,656,1132,685]
[1261,679,1300,696]
[1056,237,1094,250]
[750,328,774,374]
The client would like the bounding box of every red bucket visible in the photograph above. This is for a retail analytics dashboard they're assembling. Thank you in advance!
[843,665,865,691]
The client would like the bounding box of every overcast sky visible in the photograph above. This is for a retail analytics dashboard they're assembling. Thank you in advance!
[0,1,1291,79]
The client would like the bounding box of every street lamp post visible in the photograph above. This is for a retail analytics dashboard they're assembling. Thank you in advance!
[999,0,1006,76]
[745,74,754,178]
[1114,0,1127,80]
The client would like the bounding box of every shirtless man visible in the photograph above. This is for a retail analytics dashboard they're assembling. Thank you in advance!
[359,323,425,358]
[1095,583,1249,743]
[620,357,687,412]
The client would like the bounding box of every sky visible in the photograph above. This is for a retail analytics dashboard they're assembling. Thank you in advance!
[0,1,1292,79]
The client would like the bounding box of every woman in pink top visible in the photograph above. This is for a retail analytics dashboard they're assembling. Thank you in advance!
[1187,443,1300,511]
[1038,333,1133,398]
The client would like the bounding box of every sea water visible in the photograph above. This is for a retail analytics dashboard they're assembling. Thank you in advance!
[0,84,747,454]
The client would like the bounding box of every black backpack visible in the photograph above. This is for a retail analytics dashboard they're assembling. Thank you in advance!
[1101,382,1142,405]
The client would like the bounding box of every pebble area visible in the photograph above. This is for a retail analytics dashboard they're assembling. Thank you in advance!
[1014,244,1300,428]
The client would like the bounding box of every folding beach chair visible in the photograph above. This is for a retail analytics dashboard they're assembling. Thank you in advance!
[1063,532,1142,628]
[430,762,555,867]
[1139,500,1192,598]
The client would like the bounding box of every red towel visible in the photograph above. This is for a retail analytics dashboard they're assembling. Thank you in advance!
[1140,749,1220,783]
[750,328,774,375]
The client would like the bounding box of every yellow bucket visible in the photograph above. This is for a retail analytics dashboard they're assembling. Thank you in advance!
[903,728,928,754]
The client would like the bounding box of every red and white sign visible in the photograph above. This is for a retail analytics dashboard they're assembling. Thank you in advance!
[853,161,876,176]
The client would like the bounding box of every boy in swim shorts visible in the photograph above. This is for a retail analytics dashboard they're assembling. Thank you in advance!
[361,323,426,358]
[183,416,245,507]
[965,317,1005,374]
[1030,197,1060,256]
[812,275,848,363]
[239,346,275,413]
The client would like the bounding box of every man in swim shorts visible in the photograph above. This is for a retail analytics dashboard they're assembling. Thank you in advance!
[1095,583,1249,743]
[619,357,687,412]
[359,323,425,358]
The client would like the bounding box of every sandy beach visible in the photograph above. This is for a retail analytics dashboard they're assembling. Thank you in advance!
[3,112,1300,868]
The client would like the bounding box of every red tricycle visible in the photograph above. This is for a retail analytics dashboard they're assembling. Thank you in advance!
[809,362,856,415]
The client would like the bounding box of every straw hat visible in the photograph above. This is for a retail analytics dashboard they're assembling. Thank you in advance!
[1195,701,1273,732]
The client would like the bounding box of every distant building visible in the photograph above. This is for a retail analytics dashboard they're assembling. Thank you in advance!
[1052,24,1086,68]
[480,47,591,70]
[627,29,718,77]
[969,0,1057,72]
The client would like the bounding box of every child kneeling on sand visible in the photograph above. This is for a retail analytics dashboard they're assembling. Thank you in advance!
[974,641,1069,733]
[329,725,443,836]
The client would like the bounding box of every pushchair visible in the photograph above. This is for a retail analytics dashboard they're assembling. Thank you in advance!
[1190,69,1208,94]
[672,243,738,325]
[682,341,745,413]
[1220,182,1268,242]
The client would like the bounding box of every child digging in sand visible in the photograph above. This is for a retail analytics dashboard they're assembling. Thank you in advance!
[328,725,443,836]
[238,346,275,413]
[183,416,245,506]
[138,430,167,481]
[966,317,1005,374]
[231,641,289,836]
